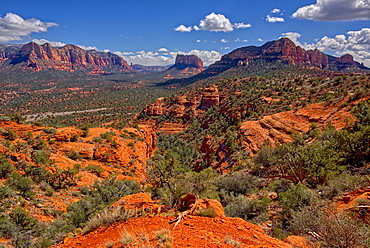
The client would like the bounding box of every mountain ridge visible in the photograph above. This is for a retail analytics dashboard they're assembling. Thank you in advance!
[0,42,132,72]
[205,37,368,76]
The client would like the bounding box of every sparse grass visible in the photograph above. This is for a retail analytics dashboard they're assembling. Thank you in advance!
[105,240,115,248]
[83,207,137,234]
[197,207,218,218]
[119,231,134,247]
[155,228,173,248]
[225,237,242,248]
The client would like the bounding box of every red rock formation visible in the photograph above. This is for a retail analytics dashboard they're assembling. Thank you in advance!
[206,38,367,74]
[10,42,132,71]
[141,85,218,118]
[307,49,329,69]
[336,54,356,65]
[199,85,220,110]
[175,54,204,70]
[239,102,356,154]
[262,38,310,65]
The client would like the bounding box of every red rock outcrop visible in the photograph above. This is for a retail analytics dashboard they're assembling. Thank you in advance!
[174,54,204,70]
[10,42,132,71]
[141,84,219,119]
[307,49,329,69]
[336,54,356,65]
[262,38,310,65]
[206,38,367,74]
[164,54,205,77]
[239,102,356,154]
[199,85,220,110]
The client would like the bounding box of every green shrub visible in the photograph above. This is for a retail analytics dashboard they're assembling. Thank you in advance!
[7,129,18,141]
[66,177,140,228]
[215,173,263,195]
[0,155,14,178]
[197,208,218,218]
[223,194,270,224]
[266,178,290,194]
[100,132,114,141]
[32,150,54,165]
[279,183,316,211]
[315,212,370,248]
[84,164,104,176]
[93,137,103,143]
[0,185,15,200]
[43,128,57,135]
[68,150,82,161]
[7,172,34,198]
[318,173,366,199]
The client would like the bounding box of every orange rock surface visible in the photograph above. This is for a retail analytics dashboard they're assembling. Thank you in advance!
[240,101,355,154]
[54,215,293,248]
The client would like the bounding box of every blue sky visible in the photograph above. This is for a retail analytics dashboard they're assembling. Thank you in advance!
[1,0,370,66]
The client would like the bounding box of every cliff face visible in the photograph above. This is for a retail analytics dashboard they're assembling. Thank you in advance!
[164,54,205,78]
[206,38,367,73]
[174,54,204,70]
[8,42,132,71]
[142,84,219,119]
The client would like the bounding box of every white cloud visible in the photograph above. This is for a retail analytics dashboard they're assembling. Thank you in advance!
[281,32,302,46]
[196,40,201,43]
[0,13,57,42]
[32,38,97,50]
[174,24,192,32]
[234,38,241,42]
[198,12,233,32]
[266,15,285,23]
[281,28,370,67]
[221,38,229,43]
[115,49,221,66]
[220,47,230,50]
[242,39,248,42]
[103,49,110,53]
[292,0,370,21]
[32,38,66,47]
[158,48,169,52]
[175,12,251,33]
[233,22,252,29]
[257,38,263,42]
[271,8,281,14]
[77,44,98,50]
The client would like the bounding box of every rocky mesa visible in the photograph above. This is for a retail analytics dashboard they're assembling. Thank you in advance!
[205,37,368,74]
[2,42,132,72]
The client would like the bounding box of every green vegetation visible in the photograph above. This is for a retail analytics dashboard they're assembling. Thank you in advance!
[1,62,370,247]
[147,98,370,246]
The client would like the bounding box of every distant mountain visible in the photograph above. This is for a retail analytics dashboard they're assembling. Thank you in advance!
[205,38,369,75]
[0,42,132,72]
[131,64,170,72]
[161,54,204,79]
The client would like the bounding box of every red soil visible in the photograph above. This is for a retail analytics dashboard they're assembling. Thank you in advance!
[54,215,293,248]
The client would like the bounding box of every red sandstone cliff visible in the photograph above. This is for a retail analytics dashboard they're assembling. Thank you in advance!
[9,42,132,71]
[206,38,366,73]
[164,54,204,77]
[174,54,204,70]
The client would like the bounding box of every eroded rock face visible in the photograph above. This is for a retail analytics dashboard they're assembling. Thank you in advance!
[262,38,310,65]
[307,49,329,69]
[9,42,132,71]
[175,54,204,70]
[142,85,219,118]
[336,54,356,65]
[206,37,366,73]
[199,85,220,110]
